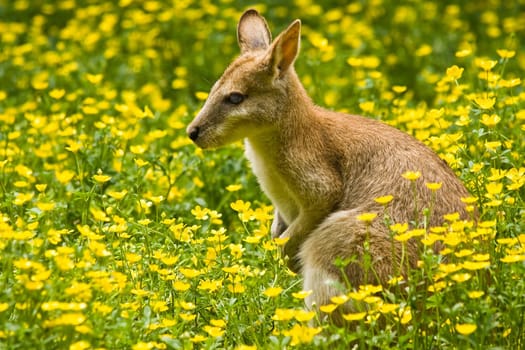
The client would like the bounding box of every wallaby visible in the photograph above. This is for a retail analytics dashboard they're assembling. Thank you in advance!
[187,9,471,321]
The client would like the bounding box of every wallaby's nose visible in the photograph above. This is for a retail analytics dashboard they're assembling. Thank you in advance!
[188,126,200,141]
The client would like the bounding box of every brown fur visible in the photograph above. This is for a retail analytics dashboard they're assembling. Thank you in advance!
[187,9,471,321]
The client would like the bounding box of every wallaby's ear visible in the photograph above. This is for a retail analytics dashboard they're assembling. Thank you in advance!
[266,19,301,78]
[237,9,272,54]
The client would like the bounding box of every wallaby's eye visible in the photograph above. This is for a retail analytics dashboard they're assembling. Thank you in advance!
[225,92,245,105]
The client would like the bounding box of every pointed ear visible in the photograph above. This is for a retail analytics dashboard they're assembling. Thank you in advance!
[266,19,301,78]
[237,9,272,54]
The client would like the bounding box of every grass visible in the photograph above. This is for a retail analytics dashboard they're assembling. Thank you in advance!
[0,0,524,349]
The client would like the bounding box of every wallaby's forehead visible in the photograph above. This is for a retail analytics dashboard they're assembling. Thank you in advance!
[215,53,264,90]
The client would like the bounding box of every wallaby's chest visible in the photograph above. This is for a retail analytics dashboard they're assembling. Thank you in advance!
[244,139,299,224]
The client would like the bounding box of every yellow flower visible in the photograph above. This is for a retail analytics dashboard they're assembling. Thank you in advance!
[480,113,501,127]
[85,73,103,84]
[496,49,516,58]
[379,303,399,314]
[130,144,147,154]
[151,300,168,313]
[484,141,502,151]
[191,206,209,220]
[473,95,496,109]
[179,268,202,279]
[426,182,442,191]
[160,255,179,265]
[142,106,154,119]
[189,334,206,342]
[374,195,394,205]
[107,189,128,200]
[32,79,49,90]
[172,79,188,89]
[451,273,472,283]
[69,341,91,350]
[210,319,226,328]
[392,85,407,94]
[415,44,432,57]
[230,200,251,213]
[173,280,190,291]
[475,58,497,71]
[390,222,409,233]
[500,254,525,263]
[292,290,313,300]
[273,237,289,246]
[454,249,473,258]
[443,212,460,222]
[485,182,503,196]
[446,65,464,80]
[93,174,111,183]
[180,313,196,322]
[455,49,472,57]
[388,276,404,285]
[226,184,242,192]
[132,342,155,350]
[272,308,296,321]
[134,158,149,167]
[282,324,322,346]
[427,281,448,292]
[49,89,66,99]
[263,287,283,297]
[472,253,490,261]
[394,232,413,242]
[319,303,338,313]
[203,326,225,338]
[14,192,34,206]
[462,261,490,270]
[179,301,196,311]
[455,323,477,335]
[342,312,367,321]
[294,309,316,322]
[359,101,375,113]
[331,294,349,305]
[398,307,412,325]
[36,201,55,211]
[499,78,521,88]
[356,212,377,222]
[55,169,76,184]
[198,279,222,292]
[402,171,421,181]
[43,312,86,328]
[195,91,209,100]
[467,291,485,299]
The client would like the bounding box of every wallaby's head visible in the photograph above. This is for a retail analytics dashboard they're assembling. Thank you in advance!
[187,10,301,148]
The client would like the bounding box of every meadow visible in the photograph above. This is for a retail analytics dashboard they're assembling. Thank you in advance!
[0,0,524,349]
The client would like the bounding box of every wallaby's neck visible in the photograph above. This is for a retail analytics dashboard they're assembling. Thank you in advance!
[284,69,314,112]
[271,69,316,131]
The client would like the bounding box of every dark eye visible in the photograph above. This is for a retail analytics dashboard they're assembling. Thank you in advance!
[225,92,245,105]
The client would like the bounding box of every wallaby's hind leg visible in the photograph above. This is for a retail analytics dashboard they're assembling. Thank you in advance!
[299,209,419,321]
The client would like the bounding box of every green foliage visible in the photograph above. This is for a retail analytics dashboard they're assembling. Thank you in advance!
[0,0,524,349]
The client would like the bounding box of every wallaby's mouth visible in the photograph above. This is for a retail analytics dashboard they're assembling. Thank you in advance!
[186,124,214,149]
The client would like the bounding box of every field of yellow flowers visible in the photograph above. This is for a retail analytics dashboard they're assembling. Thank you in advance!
[0,0,524,349]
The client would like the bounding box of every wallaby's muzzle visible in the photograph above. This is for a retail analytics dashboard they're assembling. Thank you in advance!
[187,126,199,141]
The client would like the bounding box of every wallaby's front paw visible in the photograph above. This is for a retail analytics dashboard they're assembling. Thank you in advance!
[271,211,288,238]
[286,254,302,273]
[282,237,302,273]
